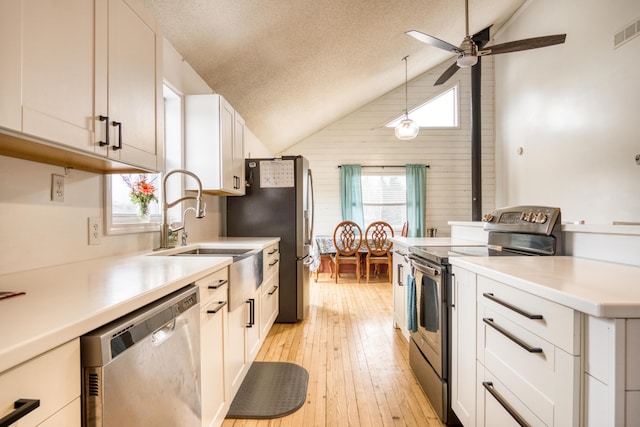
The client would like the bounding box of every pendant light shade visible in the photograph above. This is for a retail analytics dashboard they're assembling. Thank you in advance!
[395,118,420,140]
[395,56,419,140]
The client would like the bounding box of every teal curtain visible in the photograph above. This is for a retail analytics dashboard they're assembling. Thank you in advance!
[340,164,364,229]
[406,164,426,237]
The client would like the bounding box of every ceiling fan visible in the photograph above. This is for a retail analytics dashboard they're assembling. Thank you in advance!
[406,0,566,85]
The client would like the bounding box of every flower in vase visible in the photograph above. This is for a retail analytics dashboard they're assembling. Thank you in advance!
[122,174,158,217]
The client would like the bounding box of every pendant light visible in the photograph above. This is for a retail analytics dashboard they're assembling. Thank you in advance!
[395,55,419,140]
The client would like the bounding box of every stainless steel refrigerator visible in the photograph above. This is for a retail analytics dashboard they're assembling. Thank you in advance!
[226,156,314,322]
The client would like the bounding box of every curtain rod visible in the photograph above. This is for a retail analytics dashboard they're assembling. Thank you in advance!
[338,164,429,169]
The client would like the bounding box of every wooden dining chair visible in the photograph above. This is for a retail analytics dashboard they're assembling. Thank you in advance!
[364,221,395,283]
[401,220,409,237]
[331,221,363,283]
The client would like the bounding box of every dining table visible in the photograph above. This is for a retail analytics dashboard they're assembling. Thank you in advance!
[311,235,391,281]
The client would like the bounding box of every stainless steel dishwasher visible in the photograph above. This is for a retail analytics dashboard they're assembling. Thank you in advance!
[81,285,201,427]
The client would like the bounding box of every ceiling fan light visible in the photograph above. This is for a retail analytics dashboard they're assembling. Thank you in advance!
[395,118,420,140]
[457,55,478,68]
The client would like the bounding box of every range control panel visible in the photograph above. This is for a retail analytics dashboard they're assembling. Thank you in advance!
[482,205,561,236]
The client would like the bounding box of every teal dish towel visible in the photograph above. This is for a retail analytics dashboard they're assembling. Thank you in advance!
[407,274,418,333]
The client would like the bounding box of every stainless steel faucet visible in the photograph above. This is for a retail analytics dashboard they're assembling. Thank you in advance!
[159,169,206,249]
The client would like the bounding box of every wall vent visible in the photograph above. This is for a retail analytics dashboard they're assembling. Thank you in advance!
[614,17,640,49]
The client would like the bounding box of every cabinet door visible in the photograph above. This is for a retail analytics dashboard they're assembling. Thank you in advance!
[392,246,409,340]
[219,97,235,192]
[261,275,279,338]
[226,304,248,398]
[0,1,21,130]
[451,266,477,427]
[107,0,160,170]
[246,289,261,362]
[21,0,103,155]
[201,297,227,427]
[232,111,246,195]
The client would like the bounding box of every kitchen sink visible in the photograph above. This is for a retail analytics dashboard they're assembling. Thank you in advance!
[172,248,254,257]
[166,247,263,311]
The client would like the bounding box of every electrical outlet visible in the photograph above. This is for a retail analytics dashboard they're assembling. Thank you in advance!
[88,217,102,245]
[51,174,65,202]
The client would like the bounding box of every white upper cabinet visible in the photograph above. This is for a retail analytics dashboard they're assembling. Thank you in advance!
[185,94,246,195]
[103,0,163,171]
[0,0,162,173]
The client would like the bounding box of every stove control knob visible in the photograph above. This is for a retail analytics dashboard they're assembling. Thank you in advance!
[521,212,530,222]
[482,213,494,222]
[535,212,548,223]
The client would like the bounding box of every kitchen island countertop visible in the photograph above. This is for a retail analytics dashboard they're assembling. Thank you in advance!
[0,238,279,374]
[450,255,640,318]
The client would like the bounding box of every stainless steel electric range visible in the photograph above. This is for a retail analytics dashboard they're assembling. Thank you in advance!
[407,205,562,425]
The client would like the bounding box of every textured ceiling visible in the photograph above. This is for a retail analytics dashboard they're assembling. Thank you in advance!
[143,0,526,154]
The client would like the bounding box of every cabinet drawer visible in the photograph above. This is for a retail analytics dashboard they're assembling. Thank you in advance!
[263,243,280,280]
[195,267,229,305]
[477,364,546,427]
[478,305,580,427]
[477,275,580,354]
[261,275,279,337]
[0,339,80,426]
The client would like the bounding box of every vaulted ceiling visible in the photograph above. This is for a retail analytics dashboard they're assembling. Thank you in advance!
[143,0,526,154]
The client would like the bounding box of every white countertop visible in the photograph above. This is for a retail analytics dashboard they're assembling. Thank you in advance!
[450,256,640,318]
[0,238,278,374]
[390,237,484,246]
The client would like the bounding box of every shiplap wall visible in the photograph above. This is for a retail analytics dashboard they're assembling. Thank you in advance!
[281,58,496,237]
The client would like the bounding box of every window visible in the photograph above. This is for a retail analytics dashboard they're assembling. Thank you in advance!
[361,172,406,233]
[105,85,182,234]
[386,85,459,128]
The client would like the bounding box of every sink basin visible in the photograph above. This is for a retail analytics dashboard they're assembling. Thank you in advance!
[169,247,263,311]
[172,248,254,257]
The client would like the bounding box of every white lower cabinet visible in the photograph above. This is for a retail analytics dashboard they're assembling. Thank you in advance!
[197,269,229,427]
[261,274,280,339]
[583,316,640,426]
[475,276,581,427]
[0,339,80,426]
[451,266,477,427]
[226,288,261,400]
[392,242,410,340]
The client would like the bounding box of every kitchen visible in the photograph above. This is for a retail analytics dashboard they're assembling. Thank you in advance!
[1,0,639,426]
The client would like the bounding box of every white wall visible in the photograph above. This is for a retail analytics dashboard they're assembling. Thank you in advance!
[283,58,496,236]
[495,0,640,224]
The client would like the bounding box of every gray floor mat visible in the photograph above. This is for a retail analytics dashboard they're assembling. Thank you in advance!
[226,361,309,419]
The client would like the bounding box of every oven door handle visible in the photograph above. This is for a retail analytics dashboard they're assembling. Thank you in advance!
[409,257,440,276]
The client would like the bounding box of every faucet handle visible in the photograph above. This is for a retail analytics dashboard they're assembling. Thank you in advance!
[181,230,189,246]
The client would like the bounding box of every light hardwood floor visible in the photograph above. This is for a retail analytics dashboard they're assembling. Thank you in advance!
[222,272,445,427]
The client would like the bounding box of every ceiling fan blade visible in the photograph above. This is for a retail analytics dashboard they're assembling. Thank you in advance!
[434,61,460,86]
[406,30,462,54]
[478,34,566,56]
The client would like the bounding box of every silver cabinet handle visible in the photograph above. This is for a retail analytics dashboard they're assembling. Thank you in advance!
[397,264,404,286]
[207,301,227,315]
[483,318,543,354]
[0,399,40,427]
[482,292,543,320]
[482,382,531,427]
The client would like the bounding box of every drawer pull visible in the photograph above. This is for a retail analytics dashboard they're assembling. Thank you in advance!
[207,301,227,315]
[208,279,228,290]
[0,398,40,427]
[483,318,543,354]
[268,248,278,255]
[482,293,543,320]
[482,382,531,427]
[269,259,279,267]
[268,285,279,295]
